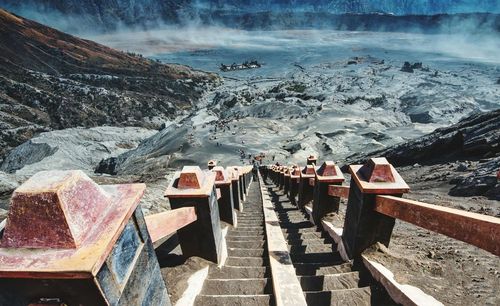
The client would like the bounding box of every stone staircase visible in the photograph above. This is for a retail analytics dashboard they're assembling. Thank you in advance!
[265,179,395,306]
[195,180,274,306]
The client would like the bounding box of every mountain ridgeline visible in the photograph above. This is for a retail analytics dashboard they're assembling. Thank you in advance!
[0,9,218,162]
[1,0,499,33]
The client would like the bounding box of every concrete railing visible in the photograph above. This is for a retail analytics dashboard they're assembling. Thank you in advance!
[266,156,500,305]
[0,170,170,305]
[374,195,500,256]
[268,156,500,258]
[0,163,254,305]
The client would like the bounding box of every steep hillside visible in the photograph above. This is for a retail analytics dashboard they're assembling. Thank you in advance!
[0,9,219,162]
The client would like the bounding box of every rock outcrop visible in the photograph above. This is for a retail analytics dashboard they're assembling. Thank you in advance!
[348,109,500,199]
[1,126,156,175]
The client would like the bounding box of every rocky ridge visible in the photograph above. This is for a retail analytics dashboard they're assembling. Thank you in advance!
[348,109,500,199]
[0,9,219,162]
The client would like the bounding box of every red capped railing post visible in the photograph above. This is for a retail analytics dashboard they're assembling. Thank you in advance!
[208,160,217,170]
[298,160,317,208]
[284,167,292,195]
[165,166,224,264]
[245,166,253,190]
[307,155,318,166]
[212,166,237,226]
[271,165,278,184]
[312,161,345,225]
[289,166,301,205]
[227,167,242,212]
[234,166,246,202]
[0,170,169,305]
[278,166,286,190]
[342,158,410,262]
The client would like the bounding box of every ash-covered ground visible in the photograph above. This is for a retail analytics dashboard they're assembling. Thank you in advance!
[84,30,500,172]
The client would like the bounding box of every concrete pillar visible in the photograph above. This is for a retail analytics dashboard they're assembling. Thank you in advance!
[207,160,217,170]
[284,167,291,195]
[289,167,301,205]
[312,161,345,225]
[298,164,316,208]
[341,158,410,262]
[244,166,253,192]
[0,170,170,305]
[165,166,224,264]
[227,167,242,212]
[212,167,236,226]
[234,167,246,202]
[307,155,318,166]
[279,167,286,190]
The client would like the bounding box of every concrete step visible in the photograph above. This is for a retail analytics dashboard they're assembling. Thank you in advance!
[201,278,272,295]
[294,262,352,276]
[279,222,314,230]
[226,233,265,239]
[277,212,306,219]
[209,266,270,279]
[298,273,360,291]
[291,251,342,263]
[194,294,273,306]
[304,287,372,306]
[284,232,326,240]
[287,237,334,246]
[227,241,265,249]
[230,229,264,235]
[236,226,264,231]
[228,248,266,257]
[226,256,267,267]
[276,214,307,219]
[289,244,335,254]
[282,227,319,234]
[227,236,264,242]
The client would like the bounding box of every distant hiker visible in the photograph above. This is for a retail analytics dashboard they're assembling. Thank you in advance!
[272,155,276,161]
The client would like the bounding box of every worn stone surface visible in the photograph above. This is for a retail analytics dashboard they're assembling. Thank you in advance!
[1,127,156,175]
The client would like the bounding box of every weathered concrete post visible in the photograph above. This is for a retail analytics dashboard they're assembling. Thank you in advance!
[279,166,286,190]
[208,160,217,170]
[284,167,291,195]
[298,164,316,208]
[307,155,318,166]
[212,166,236,226]
[227,167,242,212]
[165,166,224,264]
[260,165,269,181]
[235,166,246,202]
[289,167,301,205]
[312,161,345,225]
[269,165,274,183]
[342,158,410,262]
[0,170,170,305]
[245,165,253,190]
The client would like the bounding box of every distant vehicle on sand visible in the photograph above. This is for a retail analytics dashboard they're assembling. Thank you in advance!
[220,60,262,72]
